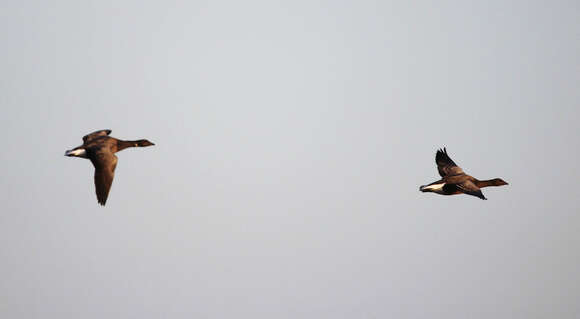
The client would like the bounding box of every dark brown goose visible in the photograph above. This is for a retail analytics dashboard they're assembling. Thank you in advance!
[65,129,154,206]
[420,147,508,200]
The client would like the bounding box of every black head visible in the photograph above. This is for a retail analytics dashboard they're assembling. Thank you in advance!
[492,178,508,186]
[134,139,155,147]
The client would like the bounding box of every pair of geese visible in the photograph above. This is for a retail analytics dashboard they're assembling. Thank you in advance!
[65,129,508,206]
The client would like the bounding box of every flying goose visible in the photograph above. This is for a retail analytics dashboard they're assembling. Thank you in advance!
[420,148,508,200]
[65,129,154,205]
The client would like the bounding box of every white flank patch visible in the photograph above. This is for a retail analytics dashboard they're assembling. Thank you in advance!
[65,148,86,157]
[422,183,445,191]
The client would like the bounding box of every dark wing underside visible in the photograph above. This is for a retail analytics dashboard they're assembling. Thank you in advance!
[457,180,486,200]
[436,147,464,177]
[83,129,112,144]
[90,149,117,206]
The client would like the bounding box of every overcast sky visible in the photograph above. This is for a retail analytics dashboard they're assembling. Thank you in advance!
[1,1,579,318]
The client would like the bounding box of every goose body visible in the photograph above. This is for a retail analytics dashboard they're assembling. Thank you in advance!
[420,148,508,200]
[65,129,154,205]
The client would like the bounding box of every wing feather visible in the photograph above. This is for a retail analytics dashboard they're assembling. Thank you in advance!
[90,149,117,206]
[457,180,486,200]
[83,129,112,143]
[436,147,464,177]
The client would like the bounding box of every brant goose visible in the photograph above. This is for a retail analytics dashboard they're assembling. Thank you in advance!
[65,129,154,205]
[420,148,507,200]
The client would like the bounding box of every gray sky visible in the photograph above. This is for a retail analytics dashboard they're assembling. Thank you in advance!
[1,1,579,318]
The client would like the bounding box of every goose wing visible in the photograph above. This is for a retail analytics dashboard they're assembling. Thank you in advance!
[83,129,112,143]
[89,148,117,206]
[436,147,464,177]
[457,180,486,200]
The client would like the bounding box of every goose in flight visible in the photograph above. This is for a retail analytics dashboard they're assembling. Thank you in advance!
[65,129,154,205]
[420,148,507,200]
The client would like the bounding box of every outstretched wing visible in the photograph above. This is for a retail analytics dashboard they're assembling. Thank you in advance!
[90,149,117,206]
[83,129,112,143]
[457,180,486,200]
[436,147,464,177]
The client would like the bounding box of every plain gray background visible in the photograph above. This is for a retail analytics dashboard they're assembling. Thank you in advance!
[1,1,579,318]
